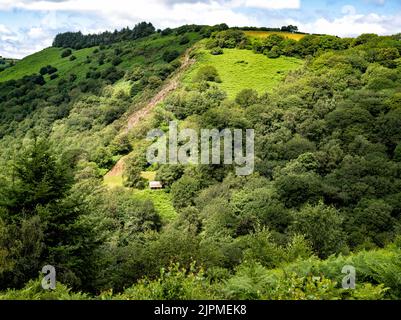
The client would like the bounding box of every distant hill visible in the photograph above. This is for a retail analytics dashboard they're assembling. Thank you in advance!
[0,32,201,83]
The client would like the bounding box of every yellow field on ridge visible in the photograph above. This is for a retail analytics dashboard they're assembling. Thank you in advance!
[244,31,306,41]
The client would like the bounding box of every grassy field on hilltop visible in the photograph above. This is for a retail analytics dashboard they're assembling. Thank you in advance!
[0,32,201,83]
[244,30,306,40]
[184,48,303,98]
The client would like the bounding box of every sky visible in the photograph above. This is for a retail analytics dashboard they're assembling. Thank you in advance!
[0,0,401,59]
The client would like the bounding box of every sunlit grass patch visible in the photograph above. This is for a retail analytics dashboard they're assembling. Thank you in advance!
[133,189,177,221]
[184,48,303,98]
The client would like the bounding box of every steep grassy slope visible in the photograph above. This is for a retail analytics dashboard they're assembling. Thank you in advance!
[184,48,303,98]
[0,47,95,82]
[0,32,201,83]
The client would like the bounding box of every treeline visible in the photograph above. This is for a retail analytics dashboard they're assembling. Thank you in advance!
[206,29,401,60]
[232,25,302,33]
[53,21,156,49]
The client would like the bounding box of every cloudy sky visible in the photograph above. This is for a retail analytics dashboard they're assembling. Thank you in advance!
[0,0,401,59]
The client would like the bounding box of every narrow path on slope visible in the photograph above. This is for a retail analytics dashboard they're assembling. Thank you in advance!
[105,49,195,179]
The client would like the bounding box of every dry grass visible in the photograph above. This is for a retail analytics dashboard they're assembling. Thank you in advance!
[244,31,306,41]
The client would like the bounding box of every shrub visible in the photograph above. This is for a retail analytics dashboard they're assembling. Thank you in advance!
[0,279,89,300]
[61,49,72,58]
[289,202,347,258]
[193,65,221,83]
[171,175,201,209]
[39,66,48,75]
[210,47,223,55]
[163,50,180,63]
[179,35,190,45]
[235,89,258,107]
[112,56,123,66]
[47,66,58,75]
[147,76,163,89]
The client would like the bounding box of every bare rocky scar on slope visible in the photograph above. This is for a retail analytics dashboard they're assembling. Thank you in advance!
[105,49,195,179]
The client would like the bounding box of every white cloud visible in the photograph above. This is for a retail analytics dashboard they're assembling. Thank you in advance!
[341,5,356,15]
[0,0,299,24]
[27,27,45,38]
[242,0,300,10]
[0,24,11,34]
[299,9,400,37]
[0,0,258,58]
[1,0,401,58]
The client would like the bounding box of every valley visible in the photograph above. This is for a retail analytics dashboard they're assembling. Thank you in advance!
[0,23,400,300]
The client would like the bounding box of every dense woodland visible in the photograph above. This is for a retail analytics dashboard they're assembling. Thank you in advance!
[0,23,400,299]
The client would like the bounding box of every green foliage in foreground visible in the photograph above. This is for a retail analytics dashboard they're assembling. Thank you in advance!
[3,241,401,300]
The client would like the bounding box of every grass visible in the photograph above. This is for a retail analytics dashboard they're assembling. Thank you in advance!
[103,171,157,188]
[244,31,306,41]
[141,171,157,181]
[133,189,177,222]
[0,31,202,83]
[104,170,177,221]
[184,48,303,98]
[103,174,125,188]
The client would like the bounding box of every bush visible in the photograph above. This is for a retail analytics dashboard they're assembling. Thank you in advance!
[161,28,173,36]
[210,47,223,55]
[0,279,89,300]
[147,76,163,89]
[61,49,72,58]
[130,81,145,96]
[235,89,258,107]
[116,263,216,300]
[193,65,221,83]
[123,149,148,189]
[39,66,48,75]
[163,50,180,63]
[179,35,190,45]
[290,202,347,258]
[126,67,145,81]
[171,175,202,209]
[266,46,282,58]
[47,66,58,75]
[101,66,125,84]
[112,56,123,66]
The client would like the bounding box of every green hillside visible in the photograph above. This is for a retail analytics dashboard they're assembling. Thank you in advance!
[185,48,303,98]
[1,24,401,301]
[0,32,201,84]
[0,47,94,82]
